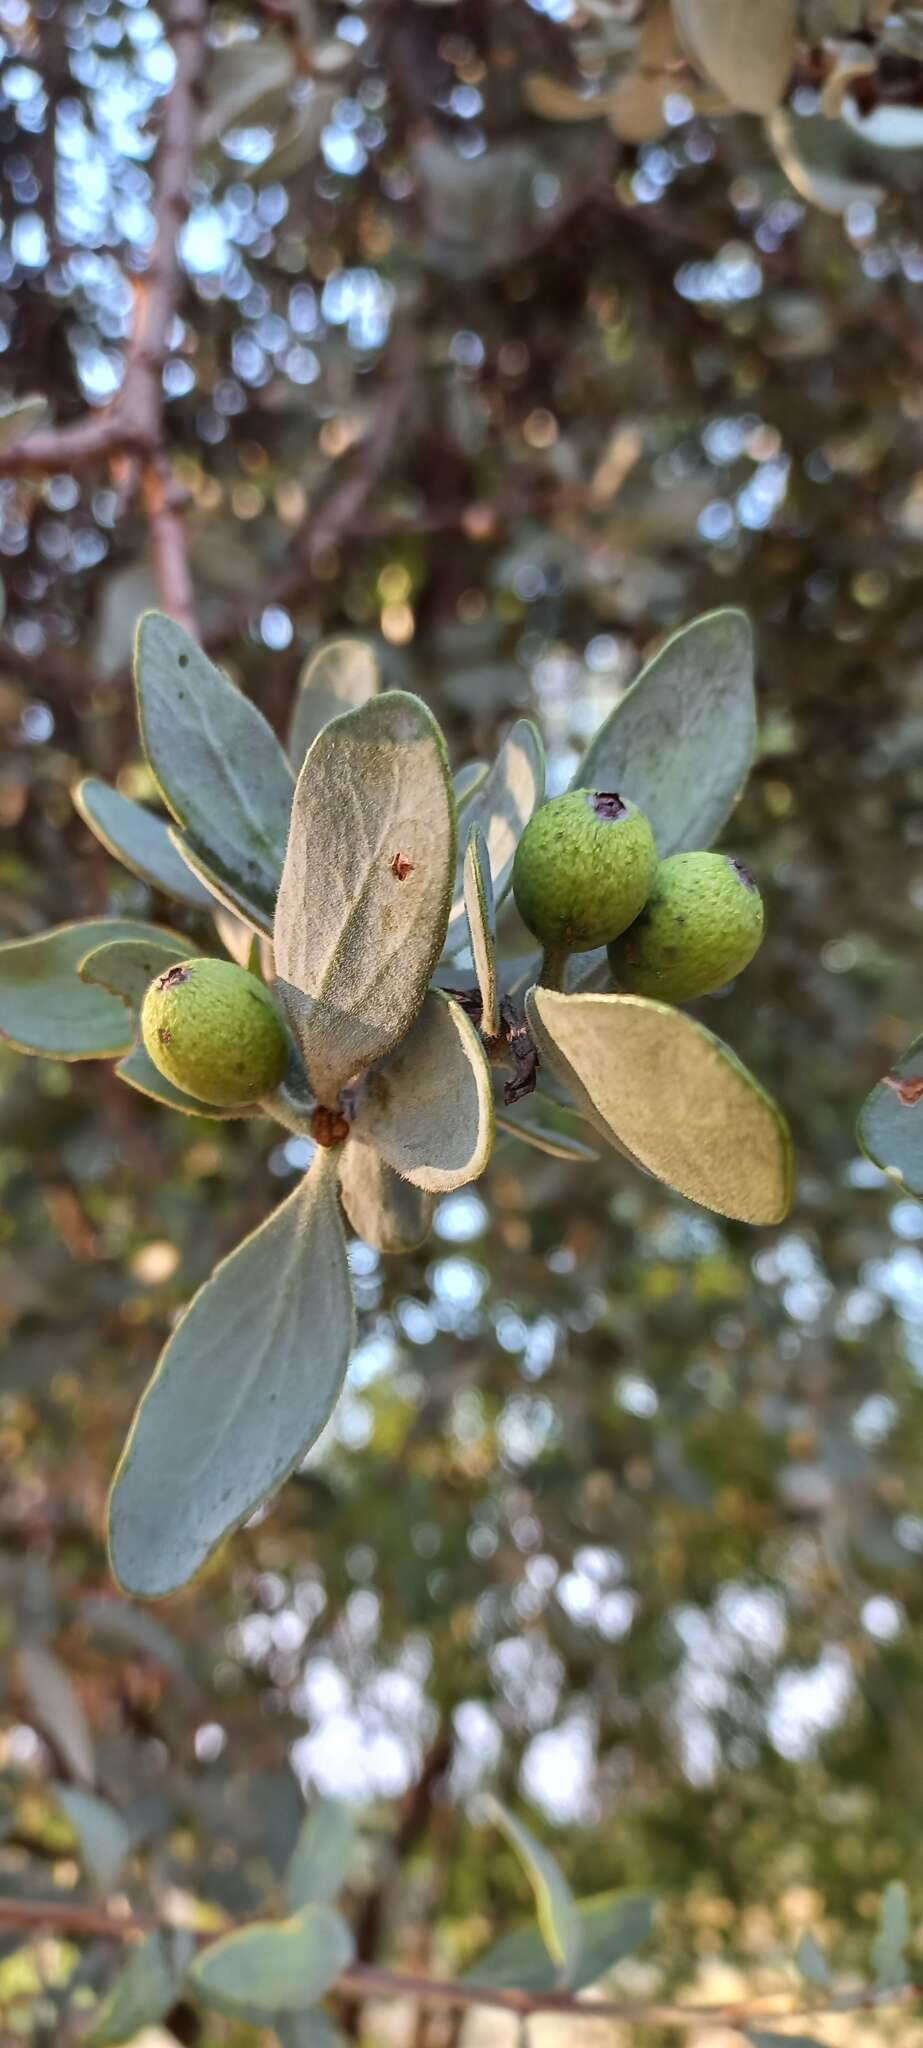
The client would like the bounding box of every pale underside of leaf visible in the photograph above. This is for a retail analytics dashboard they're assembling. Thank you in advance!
[188,1902,354,2019]
[134,611,293,926]
[274,692,455,1105]
[672,0,796,115]
[108,1147,355,1596]
[444,719,544,954]
[858,1033,923,1197]
[463,823,499,1039]
[73,776,215,910]
[288,636,380,767]
[454,759,488,806]
[352,990,494,1193]
[338,1140,435,1252]
[0,918,187,1060]
[572,609,756,856]
[479,1792,583,1986]
[527,988,793,1224]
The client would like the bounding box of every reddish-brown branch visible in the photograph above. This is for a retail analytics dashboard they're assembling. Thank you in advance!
[141,456,197,636]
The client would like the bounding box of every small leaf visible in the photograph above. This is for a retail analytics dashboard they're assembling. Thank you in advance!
[79,1597,190,1679]
[795,1931,831,1988]
[673,0,796,114]
[134,612,294,927]
[444,720,544,954]
[466,1890,652,1994]
[338,1142,434,1253]
[479,1793,583,1986]
[0,919,182,1060]
[108,1147,355,1597]
[0,394,48,450]
[287,1799,358,1908]
[84,1931,192,2047]
[495,1112,600,1163]
[79,935,192,1017]
[200,33,295,145]
[858,1036,923,1197]
[454,760,488,807]
[274,693,455,1106]
[526,988,793,1224]
[288,638,380,767]
[55,1785,131,1893]
[17,1642,94,1784]
[463,824,499,1039]
[189,1902,353,2018]
[872,1879,909,1989]
[115,1040,262,1119]
[276,2015,347,2048]
[572,611,756,856]
[168,827,274,937]
[747,2036,831,2048]
[73,777,215,910]
[353,991,493,1193]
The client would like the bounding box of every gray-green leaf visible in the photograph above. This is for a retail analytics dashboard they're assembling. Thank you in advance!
[274,692,455,1106]
[189,1903,353,2018]
[287,1800,358,1909]
[168,827,275,937]
[572,610,756,856]
[79,935,192,1018]
[465,1890,652,1994]
[444,720,544,954]
[872,1879,909,1989]
[276,2016,347,2048]
[108,1146,355,1597]
[115,1040,262,1120]
[352,991,493,1193]
[338,1142,435,1252]
[17,1642,94,1784]
[55,1785,131,1893]
[73,777,215,910]
[795,1931,831,1988]
[288,638,380,767]
[858,1036,923,1197]
[526,988,793,1224]
[84,1932,192,2047]
[454,760,488,807]
[463,824,498,1039]
[478,1793,583,1986]
[0,918,183,1060]
[134,612,293,926]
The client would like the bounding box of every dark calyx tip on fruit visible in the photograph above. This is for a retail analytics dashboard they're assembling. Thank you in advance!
[590,790,627,821]
[158,963,191,991]
[729,857,758,891]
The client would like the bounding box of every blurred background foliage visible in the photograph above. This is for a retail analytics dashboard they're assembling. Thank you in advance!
[5,0,923,2042]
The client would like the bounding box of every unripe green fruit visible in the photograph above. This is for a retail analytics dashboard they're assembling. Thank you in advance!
[141,957,288,1107]
[512,790,657,952]
[607,851,764,1003]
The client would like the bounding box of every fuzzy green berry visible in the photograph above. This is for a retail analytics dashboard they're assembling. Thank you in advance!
[512,789,657,953]
[607,851,764,1004]
[141,957,288,1107]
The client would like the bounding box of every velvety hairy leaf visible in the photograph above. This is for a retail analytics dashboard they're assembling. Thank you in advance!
[465,1890,653,1993]
[444,720,544,953]
[872,1879,909,1988]
[274,692,455,1105]
[287,1799,358,1908]
[17,1642,94,1784]
[526,989,793,1224]
[55,1785,131,1893]
[352,991,493,1193]
[495,1111,600,1162]
[79,934,191,1017]
[454,759,488,807]
[288,637,380,767]
[135,612,294,926]
[84,1932,192,2047]
[73,777,215,910]
[673,0,796,113]
[115,1040,262,1119]
[479,1793,583,1985]
[108,1147,355,1597]
[189,1903,353,2017]
[0,918,180,1060]
[168,827,274,937]
[858,1035,923,1196]
[0,394,47,449]
[338,1141,435,1252]
[463,823,499,1039]
[572,610,756,855]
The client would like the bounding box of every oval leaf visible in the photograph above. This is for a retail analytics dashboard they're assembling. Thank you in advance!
[339,1141,434,1252]
[0,919,184,1060]
[454,760,488,807]
[288,638,380,767]
[85,1932,191,2048]
[274,692,455,1106]
[134,612,293,926]
[526,988,793,1224]
[466,1889,652,1994]
[108,1147,355,1597]
[287,1800,358,1909]
[463,823,499,1039]
[444,720,544,954]
[18,1642,94,1784]
[572,611,756,856]
[73,778,215,911]
[479,1793,583,1987]
[673,0,795,114]
[858,1036,923,1197]
[79,934,193,1017]
[189,1902,353,2018]
[353,990,493,1193]
[167,827,274,937]
[55,1786,131,1894]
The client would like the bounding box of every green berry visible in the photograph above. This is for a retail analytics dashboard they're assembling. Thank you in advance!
[607,851,764,1004]
[141,957,288,1107]
[512,790,657,952]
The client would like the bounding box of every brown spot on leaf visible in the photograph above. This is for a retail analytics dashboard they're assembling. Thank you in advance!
[884,1072,923,1107]
[391,851,414,881]
[312,1104,351,1147]
[157,964,191,991]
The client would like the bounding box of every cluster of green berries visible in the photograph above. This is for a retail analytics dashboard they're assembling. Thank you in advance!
[512,788,764,1001]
